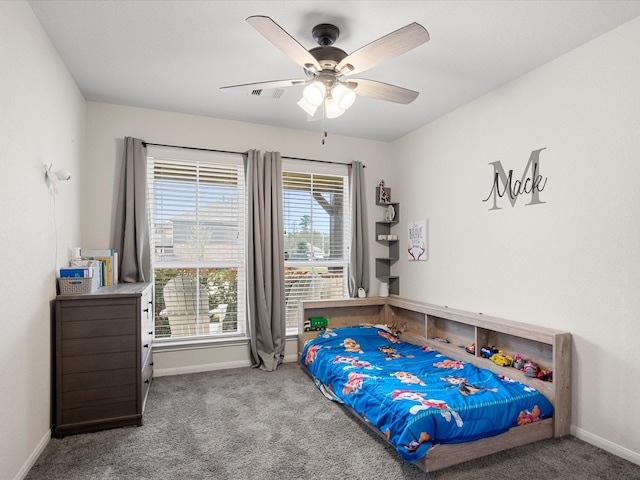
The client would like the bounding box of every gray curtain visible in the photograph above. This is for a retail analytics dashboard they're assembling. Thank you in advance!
[244,149,286,371]
[348,161,369,297]
[112,137,151,283]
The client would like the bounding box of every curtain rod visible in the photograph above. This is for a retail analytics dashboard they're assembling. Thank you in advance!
[142,142,363,168]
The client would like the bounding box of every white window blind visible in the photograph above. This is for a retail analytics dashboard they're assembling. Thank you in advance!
[147,147,245,340]
[282,163,350,329]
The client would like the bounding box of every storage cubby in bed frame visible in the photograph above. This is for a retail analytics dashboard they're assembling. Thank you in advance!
[389,303,563,404]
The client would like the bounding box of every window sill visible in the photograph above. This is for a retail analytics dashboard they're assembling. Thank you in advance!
[153,334,250,352]
[153,331,301,353]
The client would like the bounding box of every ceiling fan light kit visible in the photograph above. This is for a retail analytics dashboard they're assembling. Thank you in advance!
[297,97,318,116]
[302,81,326,106]
[325,98,347,119]
[221,16,430,126]
[333,83,356,110]
[298,80,357,118]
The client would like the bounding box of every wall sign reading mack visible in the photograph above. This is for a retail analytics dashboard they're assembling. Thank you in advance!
[482,148,548,211]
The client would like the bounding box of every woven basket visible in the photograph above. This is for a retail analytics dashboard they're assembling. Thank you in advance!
[58,276,99,295]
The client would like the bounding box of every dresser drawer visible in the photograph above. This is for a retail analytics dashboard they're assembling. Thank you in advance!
[62,400,137,425]
[63,384,136,409]
[141,356,153,413]
[61,317,136,339]
[62,351,137,374]
[62,367,136,392]
[141,324,153,344]
[62,335,136,356]
[141,291,154,351]
[60,302,138,322]
[141,292,153,324]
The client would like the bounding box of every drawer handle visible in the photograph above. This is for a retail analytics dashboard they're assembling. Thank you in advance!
[148,300,153,305]
[144,379,150,384]
[150,362,154,366]
[144,344,149,348]
[143,308,149,313]
[148,331,153,335]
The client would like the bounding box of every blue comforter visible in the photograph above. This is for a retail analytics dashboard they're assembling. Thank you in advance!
[300,325,553,462]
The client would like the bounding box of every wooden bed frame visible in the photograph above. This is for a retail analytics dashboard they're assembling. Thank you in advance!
[298,296,571,473]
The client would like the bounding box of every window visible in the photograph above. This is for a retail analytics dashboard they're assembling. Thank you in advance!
[146,147,350,341]
[147,147,245,341]
[282,162,350,330]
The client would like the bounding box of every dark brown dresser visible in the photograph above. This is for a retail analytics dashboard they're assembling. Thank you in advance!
[53,282,153,437]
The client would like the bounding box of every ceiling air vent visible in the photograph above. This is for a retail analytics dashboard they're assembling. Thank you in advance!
[247,88,285,99]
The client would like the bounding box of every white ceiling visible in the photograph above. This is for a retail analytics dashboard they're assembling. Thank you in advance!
[29,0,640,142]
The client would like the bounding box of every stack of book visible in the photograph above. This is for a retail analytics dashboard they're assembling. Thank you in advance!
[59,266,95,278]
[57,248,119,295]
[69,248,119,287]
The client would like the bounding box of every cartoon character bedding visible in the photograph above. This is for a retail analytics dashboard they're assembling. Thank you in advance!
[300,325,554,463]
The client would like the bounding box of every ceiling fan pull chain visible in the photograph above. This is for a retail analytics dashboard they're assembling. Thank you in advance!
[322,101,327,145]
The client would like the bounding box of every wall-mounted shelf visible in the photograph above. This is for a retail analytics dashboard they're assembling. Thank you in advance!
[375,187,399,295]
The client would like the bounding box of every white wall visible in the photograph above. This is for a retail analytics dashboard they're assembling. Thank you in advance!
[6,2,638,476]
[0,2,86,479]
[392,16,640,463]
[84,102,393,372]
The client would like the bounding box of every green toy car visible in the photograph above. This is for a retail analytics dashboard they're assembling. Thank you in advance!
[304,316,328,332]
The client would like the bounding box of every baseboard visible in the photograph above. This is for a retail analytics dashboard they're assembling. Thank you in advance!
[14,429,50,480]
[284,353,298,363]
[571,425,640,466]
[154,354,299,377]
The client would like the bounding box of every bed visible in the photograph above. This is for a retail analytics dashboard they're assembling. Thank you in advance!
[298,297,571,472]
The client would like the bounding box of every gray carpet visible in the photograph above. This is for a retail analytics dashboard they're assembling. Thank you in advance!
[27,362,640,480]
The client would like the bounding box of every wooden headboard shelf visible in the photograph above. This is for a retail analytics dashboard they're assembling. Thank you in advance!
[299,297,572,453]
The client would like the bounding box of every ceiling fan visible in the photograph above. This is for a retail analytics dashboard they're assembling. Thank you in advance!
[220,16,430,119]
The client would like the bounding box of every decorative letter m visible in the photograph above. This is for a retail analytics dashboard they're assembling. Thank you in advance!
[483,148,547,211]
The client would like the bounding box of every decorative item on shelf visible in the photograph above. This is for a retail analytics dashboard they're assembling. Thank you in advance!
[378,234,398,241]
[379,282,389,297]
[383,204,396,222]
[378,179,391,204]
[357,287,366,298]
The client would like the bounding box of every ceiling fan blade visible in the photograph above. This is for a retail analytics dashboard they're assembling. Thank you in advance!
[347,79,419,104]
[338,23,429,76]
[220,79,307,92]
[246,16,321,71]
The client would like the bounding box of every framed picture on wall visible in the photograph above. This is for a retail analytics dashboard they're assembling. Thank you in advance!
[407,220,427,261]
